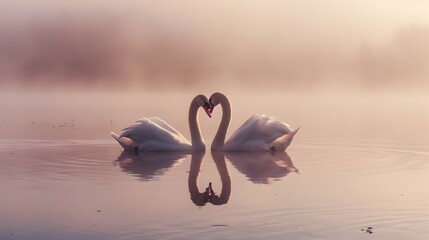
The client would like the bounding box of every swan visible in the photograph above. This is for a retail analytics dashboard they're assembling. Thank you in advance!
[209,92,300,151]
[111,95,212,151]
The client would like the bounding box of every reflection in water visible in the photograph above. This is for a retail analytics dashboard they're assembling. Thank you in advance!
[226,151,298,184]
[115,151,186,181]
[188,151,231,206]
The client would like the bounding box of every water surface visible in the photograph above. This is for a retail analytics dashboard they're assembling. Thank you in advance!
[1,90,428,239]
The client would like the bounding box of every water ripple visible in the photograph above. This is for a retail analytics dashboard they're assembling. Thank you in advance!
[0,139,121,185]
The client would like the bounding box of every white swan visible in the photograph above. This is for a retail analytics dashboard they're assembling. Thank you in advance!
[111,95,212,151]
[209,92,300,151]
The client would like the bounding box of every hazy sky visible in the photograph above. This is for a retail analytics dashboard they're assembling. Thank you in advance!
[1,0,429,90]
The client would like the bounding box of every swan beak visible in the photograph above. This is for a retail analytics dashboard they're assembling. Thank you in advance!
[204,107,212,118]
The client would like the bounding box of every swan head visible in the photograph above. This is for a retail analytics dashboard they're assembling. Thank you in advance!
[208,92,226,114]
[195,95,212,118]
[203,101,212,118]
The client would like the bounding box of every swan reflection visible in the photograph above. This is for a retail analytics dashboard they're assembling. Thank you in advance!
[226,151,298,184]
[115,151,187,181]
[188,151,231,206]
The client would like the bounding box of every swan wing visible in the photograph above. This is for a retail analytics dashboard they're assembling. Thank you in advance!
[227,114,292,142]
[271,127,300,151]
[111,132,137,151]
[119,118,191,150]
[146,117,185,138]
[225,114,295,151]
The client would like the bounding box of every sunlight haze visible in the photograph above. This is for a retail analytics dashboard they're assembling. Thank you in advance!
[1,0,429,90]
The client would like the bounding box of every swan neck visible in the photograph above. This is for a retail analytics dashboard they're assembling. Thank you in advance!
[189,99,204,149]
[212,95,231,150]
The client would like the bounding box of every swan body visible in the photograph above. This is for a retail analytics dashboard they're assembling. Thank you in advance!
[224,114,300,151]
[210,92,300,151]
[111,95,211,151]
[111,117,192,151]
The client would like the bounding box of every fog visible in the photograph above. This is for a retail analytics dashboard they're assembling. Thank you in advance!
[1,0,429,90]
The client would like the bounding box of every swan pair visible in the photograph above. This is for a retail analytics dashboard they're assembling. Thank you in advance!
[111,92,300,152]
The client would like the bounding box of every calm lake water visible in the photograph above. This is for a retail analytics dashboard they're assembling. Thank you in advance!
[1,90,428,239]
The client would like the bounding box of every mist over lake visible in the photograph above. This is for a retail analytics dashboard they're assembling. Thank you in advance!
[1,1,429,239]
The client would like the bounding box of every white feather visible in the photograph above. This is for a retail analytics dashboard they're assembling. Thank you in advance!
[224,114,297,151]
[112,117,192,151]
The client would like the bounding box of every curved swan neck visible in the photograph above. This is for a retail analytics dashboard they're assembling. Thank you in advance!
[189,98,205,150]
[212,94,231,150]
